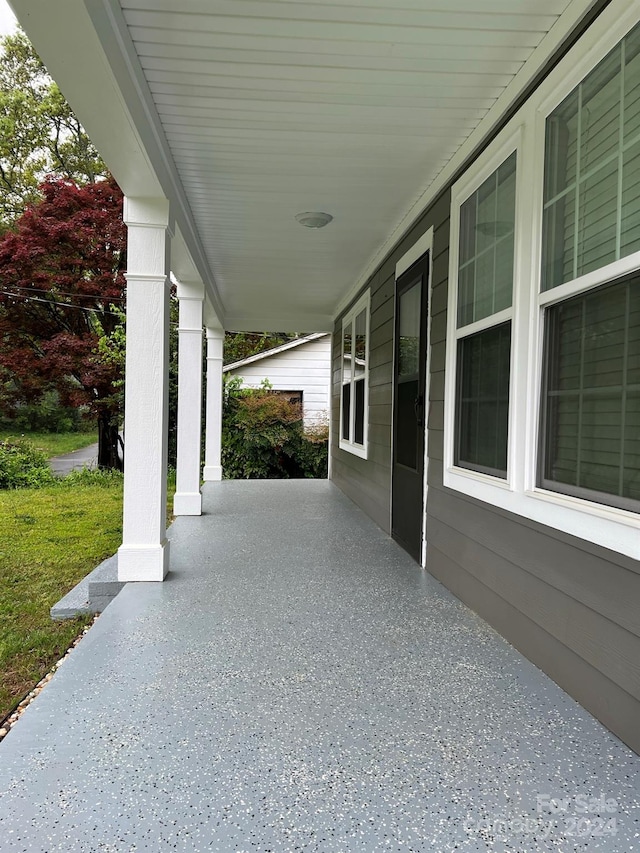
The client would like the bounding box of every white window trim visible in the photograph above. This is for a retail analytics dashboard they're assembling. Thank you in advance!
[444,0,640,562]
[444,125,524,493]
[339,289,370,459]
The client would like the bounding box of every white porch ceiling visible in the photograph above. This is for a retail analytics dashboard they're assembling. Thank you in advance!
[11,0,596,330]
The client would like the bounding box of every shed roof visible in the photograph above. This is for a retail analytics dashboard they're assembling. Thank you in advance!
[223,332,329,372]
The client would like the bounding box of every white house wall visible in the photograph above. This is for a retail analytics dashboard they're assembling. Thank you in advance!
[227,336,331,429]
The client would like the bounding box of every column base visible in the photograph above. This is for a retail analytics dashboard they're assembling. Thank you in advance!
[203,465,223,481]
[118,541,170,582]
[173,491,202,516]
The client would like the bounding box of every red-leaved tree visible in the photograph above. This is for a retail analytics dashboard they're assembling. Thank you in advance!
[0,175,126,468]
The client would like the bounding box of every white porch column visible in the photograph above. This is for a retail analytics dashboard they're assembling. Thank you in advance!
[203,327,224,481]
[173,280,204,515]
[118,198,172,582]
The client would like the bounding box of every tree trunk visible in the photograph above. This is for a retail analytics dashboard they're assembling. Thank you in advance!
[97,411,123,470]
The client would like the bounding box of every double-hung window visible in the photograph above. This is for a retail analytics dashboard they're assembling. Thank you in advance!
[450,148,517,480]
[443,3,640,559]
[539,21,640,512]
[340,291,370,457]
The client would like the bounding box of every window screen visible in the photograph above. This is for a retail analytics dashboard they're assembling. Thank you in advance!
[455,322,512,478]
[540,275,640,508]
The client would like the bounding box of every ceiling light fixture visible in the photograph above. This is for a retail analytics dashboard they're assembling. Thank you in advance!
[295,211,333,229]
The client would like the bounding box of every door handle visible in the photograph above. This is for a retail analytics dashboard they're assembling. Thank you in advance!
[414,394,424,426]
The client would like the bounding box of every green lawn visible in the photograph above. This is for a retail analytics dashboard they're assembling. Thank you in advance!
[0,478,123,721]
[0,430,97,458]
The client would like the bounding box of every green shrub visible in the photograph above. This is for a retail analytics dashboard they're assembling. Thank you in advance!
[285,425,329,479]
[222,379,328,479]
[0,389,88,434]
[0,439,56,489]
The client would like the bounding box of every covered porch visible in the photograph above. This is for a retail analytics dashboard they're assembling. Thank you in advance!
[8,0,613,581]
[1,481,639,851]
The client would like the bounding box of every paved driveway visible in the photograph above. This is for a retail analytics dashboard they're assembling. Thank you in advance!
[48,442,99,475]
[0,481,638,852]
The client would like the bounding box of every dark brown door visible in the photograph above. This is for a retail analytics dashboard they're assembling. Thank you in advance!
[392,254,429,562]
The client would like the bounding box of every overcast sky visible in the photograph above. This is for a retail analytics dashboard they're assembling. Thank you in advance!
[0,1,17,37]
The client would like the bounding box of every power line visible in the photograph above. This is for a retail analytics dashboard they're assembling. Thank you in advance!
[4,283,126,302]
[0,289,183,327]
[0,289,123,317]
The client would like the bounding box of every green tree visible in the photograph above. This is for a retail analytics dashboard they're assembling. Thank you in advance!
[0,177,126,468]
[0,30,123,465]
[0,31,105,227]
[223,331,298,365]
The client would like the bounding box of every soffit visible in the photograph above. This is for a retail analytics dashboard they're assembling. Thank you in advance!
[14,0,593,330]
[120,0,581,329]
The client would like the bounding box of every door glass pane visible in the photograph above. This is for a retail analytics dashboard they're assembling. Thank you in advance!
[396,380,419,470]
[398,280,421,377]
[455,322,511,477]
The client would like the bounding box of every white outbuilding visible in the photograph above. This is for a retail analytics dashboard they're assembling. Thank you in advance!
[223,333,331,431]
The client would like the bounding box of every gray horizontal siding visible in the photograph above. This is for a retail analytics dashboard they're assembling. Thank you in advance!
[330,5,640,753]
[331,189,450,535]
[427,542,640,756]
[422,164,640,754]
[331,266,394,530]
[428,513,640,700]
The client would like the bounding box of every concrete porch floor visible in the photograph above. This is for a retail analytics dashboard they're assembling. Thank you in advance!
[0,480,639,852]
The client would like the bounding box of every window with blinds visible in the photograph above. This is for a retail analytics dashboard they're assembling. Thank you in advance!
[540,275,640,509]
[444,8,640,556]
[540,19,640,511]
[542,22,640,291]
[454,152,516,478]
